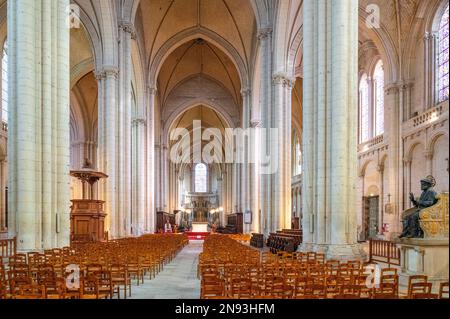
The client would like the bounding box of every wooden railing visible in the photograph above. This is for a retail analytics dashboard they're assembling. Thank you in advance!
[369,239,401,267]
[0,237,16,259]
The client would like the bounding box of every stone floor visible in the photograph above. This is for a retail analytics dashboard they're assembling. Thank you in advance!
[129,240,203,299]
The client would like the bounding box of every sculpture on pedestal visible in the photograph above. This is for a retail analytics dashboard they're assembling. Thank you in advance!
[399,176,438,239]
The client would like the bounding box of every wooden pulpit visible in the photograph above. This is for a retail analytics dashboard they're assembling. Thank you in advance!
[70,168,108,243]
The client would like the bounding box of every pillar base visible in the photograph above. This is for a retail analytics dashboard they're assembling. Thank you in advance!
[299,243,367,261]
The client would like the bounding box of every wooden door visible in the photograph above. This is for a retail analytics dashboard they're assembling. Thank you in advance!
[363,196,379,240]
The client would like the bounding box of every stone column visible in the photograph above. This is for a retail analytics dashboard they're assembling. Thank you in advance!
[7,0,70,250]
[96,66,119,239]
[117,22,134,237]
[154,144,161,211]
[403,157,412,212]
[217,176,224,226]
[301,0,362,259]
[385,84,402,233]
[272,74,293,232]
[377,163,385,235]
[424,150,433,176]
[0,160,6,230]
[250,120,261,234]
[132,118,146,235]
[423,32,438,110]
[146,87,156,233]
[367,76,375,138]
[257,27,273,237]
[241,88,251,224]
[162,145,169,212]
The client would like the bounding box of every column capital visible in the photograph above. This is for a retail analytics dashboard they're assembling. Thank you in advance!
[403,157,412,165]
[95,66,119,80]
[424,150,434,160]
[147,86,157,95]
[376,163,384,173]
[385,83,400,95]
[400,81,414,91]
[250,120,263,128]
[132,118,146,126]
[241,87,251,98]
[119,21,136,39]
[257,28,273,40]
[273,73,294,87]
[424,31,439,41]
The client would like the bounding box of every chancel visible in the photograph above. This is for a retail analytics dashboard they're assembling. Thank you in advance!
[0,0,448,300]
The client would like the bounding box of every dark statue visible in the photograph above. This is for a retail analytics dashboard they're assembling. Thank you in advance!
[399,176,438,239]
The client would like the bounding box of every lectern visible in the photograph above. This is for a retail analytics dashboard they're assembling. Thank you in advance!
[70,166,108,243]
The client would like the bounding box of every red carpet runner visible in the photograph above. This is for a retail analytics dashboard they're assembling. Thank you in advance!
[185,232,210,240]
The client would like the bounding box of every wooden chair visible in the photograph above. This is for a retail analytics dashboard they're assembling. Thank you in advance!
[409,282,433,299]
[8,270,32,295]
[301,283,326,299]
[202,280,225,299]
[0,280,7,299]
[338,284,362,298]
[110,264,131,299]
[127,259,144,285]
[44,278,67,299]
[14,284,46,299]
[379,274,399,297]
[407,275,428,298]
[412,293,439,299]
[80,274,110,299]
[439,282,449,299]
[95,270,114,299]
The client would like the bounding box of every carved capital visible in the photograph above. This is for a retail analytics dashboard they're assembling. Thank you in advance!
[241,88,251,98]
[385,83,400,95]
[403,157,412,165]
[257,28,273,41]
[424,150,434,160]
[94,70,105,81]
[250,120,263,128]
[377,164,384,173]
[120,22,136,37]
[132,118,146,126]
[272,73,294,87]
[147,86,157,95]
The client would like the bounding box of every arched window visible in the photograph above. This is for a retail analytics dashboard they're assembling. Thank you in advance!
[359,73,370,143]
[1,41,7,123]
[194,163,208,193]
[374,61,384,136]
[438,5,449,102]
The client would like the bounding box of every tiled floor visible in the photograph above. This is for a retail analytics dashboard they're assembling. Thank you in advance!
[129,240,203,299]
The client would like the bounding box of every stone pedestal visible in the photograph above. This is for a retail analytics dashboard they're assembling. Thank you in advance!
[395,238,449,286]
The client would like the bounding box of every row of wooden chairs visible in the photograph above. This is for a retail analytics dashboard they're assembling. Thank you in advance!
[0,234,189,299]
[199,235,449,300]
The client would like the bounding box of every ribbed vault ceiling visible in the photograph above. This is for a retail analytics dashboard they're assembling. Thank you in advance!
[158,38,241,105]
[138,0,256,68]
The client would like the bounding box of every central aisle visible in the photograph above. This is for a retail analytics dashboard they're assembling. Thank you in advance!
[130,240,203,299]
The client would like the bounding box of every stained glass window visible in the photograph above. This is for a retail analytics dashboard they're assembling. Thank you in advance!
[195,163,207,193]
[1,41,7,123]
[359,73,370,143]
[438,5,449,102]
[374,60,384,136]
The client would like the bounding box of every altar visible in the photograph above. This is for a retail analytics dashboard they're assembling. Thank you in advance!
[192,222,209,233]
